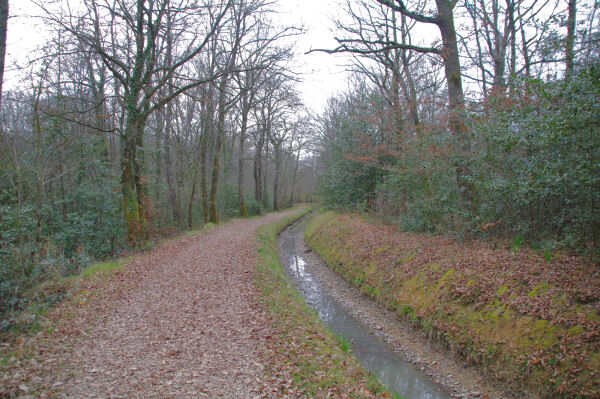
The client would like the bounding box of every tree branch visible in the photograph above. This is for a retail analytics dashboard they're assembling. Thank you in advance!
[375,0,440,25]
[308,38,440,56]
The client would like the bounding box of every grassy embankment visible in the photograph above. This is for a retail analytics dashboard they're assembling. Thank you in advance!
[254,207,393,398]
[305,211,600,399]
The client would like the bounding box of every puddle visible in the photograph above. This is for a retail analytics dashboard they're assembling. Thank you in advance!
[278,218,450,399]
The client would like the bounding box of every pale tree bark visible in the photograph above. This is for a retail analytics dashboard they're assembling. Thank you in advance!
[464,0,513,93]
[518,3,532,76]
[399,14,420,129]
[508,0,517,88]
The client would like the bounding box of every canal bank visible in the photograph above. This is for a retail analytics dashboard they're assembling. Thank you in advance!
[279,216,506,399]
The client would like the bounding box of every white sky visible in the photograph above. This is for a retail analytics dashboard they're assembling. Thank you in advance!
[274,0,352,112]
[5,0,353,113]
[5,1,44,89]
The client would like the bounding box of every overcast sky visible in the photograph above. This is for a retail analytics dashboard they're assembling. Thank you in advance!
[5,0,353,113]
[275,0,353,112]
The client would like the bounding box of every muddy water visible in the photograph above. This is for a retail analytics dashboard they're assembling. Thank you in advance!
[278,218,450,399]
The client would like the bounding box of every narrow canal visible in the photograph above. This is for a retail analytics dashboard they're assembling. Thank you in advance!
[278,217,450,399]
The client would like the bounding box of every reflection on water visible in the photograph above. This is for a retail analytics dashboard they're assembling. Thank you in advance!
[290,255,307,278]
[279,219,450,399]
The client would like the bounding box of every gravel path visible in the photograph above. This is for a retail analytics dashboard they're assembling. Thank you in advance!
[5,210,298,398]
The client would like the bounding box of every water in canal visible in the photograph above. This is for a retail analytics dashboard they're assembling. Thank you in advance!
[278,217,450,399]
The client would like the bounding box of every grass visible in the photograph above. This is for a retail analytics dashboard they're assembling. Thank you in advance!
[80,256,132,278]
[336,334,352,352]
[254,206,391,398]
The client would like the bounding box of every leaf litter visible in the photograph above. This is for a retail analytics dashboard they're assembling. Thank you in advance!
[1,209,303,398]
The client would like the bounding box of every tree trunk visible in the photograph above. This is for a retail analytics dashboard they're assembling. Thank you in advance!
[209,76,228,223]
[435,0,471,203]
[290,146,300,205]
[238,95,250,217]
[517,3,531,77]
[0,0,8,110]
[508,0,517,89]
[164,14,181,225]
[436,0,465,130]
[491,0,507,92]
[164,100,181,224]
[200,89,214,224]
[200,134,210,223]
[263,134,269,210]
[121,134,143,242]
[272,144,280,211]
[121,106,149,243]
[400,42,420,128]
[565,0,577,80]
[188,149,201,228]
[253,129,264,204]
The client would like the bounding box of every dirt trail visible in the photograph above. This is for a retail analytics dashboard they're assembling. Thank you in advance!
[5,209,299,398]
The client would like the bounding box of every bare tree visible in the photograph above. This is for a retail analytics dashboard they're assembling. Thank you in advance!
[334,1,425,134]
[37,0,233,242]
[463,0,516,93]
[265,82,300,211]
[314,0,469,198]
[232,21,294,216]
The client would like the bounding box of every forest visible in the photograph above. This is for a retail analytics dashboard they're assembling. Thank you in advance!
[316,0,599,249]
[0,0,317,325]
[0,0,598,396]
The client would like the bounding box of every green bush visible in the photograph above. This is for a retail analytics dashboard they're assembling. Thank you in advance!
[0,156,125,327]
[316,64,600,251]
[244,197,264,216]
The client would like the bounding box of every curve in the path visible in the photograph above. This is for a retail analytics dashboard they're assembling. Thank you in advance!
[37,209,298,398]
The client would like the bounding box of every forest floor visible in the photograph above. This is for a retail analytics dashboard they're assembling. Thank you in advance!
[0,208,304,398]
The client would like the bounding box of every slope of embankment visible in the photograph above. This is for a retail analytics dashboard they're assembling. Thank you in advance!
[305,211,599,398]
